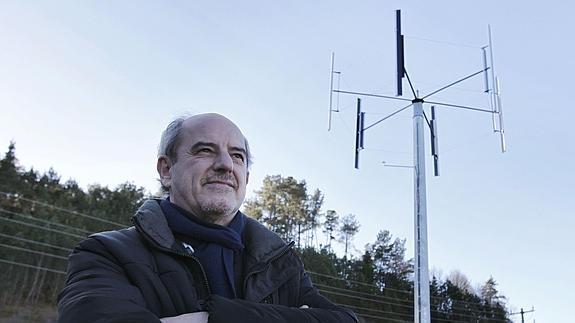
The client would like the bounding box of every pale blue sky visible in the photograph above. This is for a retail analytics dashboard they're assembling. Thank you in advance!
[1,1,572,322]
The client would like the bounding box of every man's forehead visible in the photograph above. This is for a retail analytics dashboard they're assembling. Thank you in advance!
[182,115,246,146]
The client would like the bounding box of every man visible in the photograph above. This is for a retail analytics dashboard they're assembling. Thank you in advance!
[58,113,358,323]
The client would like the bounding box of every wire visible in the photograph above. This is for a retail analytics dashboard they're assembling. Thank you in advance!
[308,271,502,309]
[324,292,506,322]
[0,243,68,260]
[363,103,414,131]
[318,288,414,310]
[0,207,90,234]
[351,311,411,322]
[0,258,66,275]
[320,287,504,322]
[0,191,125,227]
[0,215,85,239]
[412,80,487,95]
[333,302,413,318]
[332,90,413,103]
[422,68,489,100]
[424,100,493,114]
[403,35,482,49]
[0,232,72,252]
[336,303,480,323]
[315,283,413,306]
[319,287,404,307]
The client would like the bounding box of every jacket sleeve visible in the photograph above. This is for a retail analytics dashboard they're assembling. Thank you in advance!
[207,294,358,323]
[207,271,358,323]
[57,236,162,323]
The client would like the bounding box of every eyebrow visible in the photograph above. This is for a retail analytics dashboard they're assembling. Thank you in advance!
[190,142,247,155]
[189,142,217,151]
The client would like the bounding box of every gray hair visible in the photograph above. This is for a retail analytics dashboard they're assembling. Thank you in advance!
[158,115,253,167]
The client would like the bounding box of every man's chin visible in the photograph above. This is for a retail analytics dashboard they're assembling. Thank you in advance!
[197,200,238,223]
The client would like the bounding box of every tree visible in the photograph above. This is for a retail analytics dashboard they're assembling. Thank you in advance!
[447,270,474,295]
[305,189,323,248]
[0,145,512,322]
[0,142,21,192]
[0,144,148,310]
[368,230,412,291]
[243,175,314,244]
[322,210,338,252]
[338,213,360,258]
[480,276,501,305]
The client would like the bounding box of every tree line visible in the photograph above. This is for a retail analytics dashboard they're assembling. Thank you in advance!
[0,143,510,322]
[244,174,510,322]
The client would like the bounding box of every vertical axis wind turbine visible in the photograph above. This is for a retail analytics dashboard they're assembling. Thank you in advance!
[327,10,506,323]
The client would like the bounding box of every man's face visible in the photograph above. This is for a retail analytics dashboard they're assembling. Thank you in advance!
[159,115,249,225]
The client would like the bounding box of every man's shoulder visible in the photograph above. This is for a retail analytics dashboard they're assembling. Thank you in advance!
[242,214,296,264]
[73,199,164,259]
[76,226,145,257]
[89,226,140,245]
[243,215,284,245]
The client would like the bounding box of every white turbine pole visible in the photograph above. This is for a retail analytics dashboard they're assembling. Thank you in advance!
[413,99,431,323]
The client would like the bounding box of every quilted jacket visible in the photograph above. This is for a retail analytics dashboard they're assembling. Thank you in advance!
[58,199,358,323]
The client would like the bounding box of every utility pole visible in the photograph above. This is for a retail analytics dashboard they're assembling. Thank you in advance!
[510,307,535,323]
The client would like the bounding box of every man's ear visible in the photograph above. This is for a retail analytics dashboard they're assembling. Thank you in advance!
[157,156,172,189]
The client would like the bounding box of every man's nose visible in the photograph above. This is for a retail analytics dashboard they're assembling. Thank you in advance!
[213,152,234,172]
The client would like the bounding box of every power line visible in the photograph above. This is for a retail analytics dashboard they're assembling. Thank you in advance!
[353,312,411,322]
[0,191,125,227]
[334,302,413,319]
[0,243,68,260]
[320,287,506,322]
[0,258,66,275]
[314,282,413,305]
[319,287,410,308]
[0,232,72,252]
[0,214,85,239]
[318,288,413,310]
[340,304,479,323]
[339,303,420,322]
[309,271,503,310]
[0,207,90,234]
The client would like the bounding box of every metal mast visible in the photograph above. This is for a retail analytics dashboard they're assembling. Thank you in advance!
[412,99,431,323]
[327,9,505,323]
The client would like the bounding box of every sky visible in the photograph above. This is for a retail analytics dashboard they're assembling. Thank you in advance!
[0,1,573,322]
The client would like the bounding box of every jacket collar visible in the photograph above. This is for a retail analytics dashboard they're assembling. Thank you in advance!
[132,199,178,251]
[133,199,290,264]
[242,217,291,266]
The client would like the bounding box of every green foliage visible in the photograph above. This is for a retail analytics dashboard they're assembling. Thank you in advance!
[339,213,360,258]
[246,173,510,322]
[243,175,322,248]
[322,209,338,251]
[0,143,146,310]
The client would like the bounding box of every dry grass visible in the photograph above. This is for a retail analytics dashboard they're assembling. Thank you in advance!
[0,304,57,323]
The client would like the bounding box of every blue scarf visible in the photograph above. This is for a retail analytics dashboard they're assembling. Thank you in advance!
[160,198,245,298]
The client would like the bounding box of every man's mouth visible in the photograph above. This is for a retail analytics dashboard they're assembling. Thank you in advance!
[206,181,235,188]
[202,176,236,189]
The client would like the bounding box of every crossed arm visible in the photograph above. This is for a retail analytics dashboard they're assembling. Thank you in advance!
[58,236,357,323]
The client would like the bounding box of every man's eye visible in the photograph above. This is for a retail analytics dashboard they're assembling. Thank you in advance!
[232,153,245,161]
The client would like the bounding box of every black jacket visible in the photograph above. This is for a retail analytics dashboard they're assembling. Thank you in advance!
[58,200,358,323]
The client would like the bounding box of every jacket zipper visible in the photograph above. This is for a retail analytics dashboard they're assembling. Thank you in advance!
[243,241,295,301]
[132,217,212,296]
